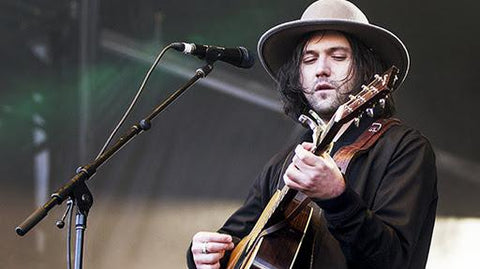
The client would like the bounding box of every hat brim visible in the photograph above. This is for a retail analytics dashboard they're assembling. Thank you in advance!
[257,19,410,88]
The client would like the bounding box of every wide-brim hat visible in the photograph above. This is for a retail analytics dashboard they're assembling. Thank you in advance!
[258,0,410,88]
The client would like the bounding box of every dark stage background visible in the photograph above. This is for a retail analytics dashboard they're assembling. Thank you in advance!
[1,0,479,268]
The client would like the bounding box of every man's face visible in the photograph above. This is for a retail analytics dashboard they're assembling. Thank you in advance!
[300,31,355,120]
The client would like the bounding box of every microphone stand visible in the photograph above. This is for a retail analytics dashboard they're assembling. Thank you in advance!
[15,63,214,269]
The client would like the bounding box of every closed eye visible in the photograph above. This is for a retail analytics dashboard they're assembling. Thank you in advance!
[332,55,347,61]
[302,57,317,64]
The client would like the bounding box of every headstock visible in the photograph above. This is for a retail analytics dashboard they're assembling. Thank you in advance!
[337,66,399,125]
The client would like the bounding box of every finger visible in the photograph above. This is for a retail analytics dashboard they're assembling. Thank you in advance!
[283,173,308,191]
[198,242,234,254]
[197,263,220,269]
[194,252,224,265]
[294,144,320,166]
[283,165,311,190]
[292,154,316,171]
[192,238,235,255]
[293,155,332,180]
[193,232,232,244]
[301,142,315,151]
[285,163,310,183]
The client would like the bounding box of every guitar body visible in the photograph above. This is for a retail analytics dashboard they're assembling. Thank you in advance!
[248,204,314,269]
[227,190,314,269]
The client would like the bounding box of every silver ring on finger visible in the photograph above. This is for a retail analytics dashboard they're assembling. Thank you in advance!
[201,241,209,254]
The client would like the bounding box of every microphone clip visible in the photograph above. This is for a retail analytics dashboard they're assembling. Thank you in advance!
[181,43,225,64]
[203,46,227,65]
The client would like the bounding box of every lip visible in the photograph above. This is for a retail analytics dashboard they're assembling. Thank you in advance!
[314,82,335,91]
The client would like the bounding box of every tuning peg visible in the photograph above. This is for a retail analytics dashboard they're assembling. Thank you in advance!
[366,107,374,117]
[383,74,389,85]
[379,98,386,109]
[361,85,369,91]
[354,117,361,127]
[349,94,356,101]
[374,74,382,82]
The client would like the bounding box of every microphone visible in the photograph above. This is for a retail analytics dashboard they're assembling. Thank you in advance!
[172,42,255,69]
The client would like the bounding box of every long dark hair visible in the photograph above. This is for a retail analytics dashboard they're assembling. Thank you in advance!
[276,31,395,120]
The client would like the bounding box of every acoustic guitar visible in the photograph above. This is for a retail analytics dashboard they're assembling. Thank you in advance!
[226,66,400,269]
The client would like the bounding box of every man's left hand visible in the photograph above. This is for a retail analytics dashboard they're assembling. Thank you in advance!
[283,142,346,200]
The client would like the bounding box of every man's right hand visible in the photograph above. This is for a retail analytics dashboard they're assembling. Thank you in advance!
[191,231,234,269]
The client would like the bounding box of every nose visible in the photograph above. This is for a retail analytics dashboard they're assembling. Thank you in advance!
[315,56,331,78]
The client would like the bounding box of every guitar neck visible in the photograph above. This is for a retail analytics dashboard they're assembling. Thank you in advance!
[245,185,296,250]
[315,119,342,155]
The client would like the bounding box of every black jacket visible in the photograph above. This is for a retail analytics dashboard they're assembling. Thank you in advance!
[187,117,438,268]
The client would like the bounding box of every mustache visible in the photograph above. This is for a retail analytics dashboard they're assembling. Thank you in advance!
[303,78,357,98]
[303,78,339,94]
[316,78,340,87]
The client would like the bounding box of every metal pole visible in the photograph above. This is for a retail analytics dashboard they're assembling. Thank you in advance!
[74,211,87,269]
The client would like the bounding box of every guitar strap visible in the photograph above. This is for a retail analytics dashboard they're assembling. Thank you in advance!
[332,118,401,174]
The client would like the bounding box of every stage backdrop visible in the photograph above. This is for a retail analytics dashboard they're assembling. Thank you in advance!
[1,0,479,268]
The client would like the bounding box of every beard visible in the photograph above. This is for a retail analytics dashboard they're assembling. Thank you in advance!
[303,78,356,121]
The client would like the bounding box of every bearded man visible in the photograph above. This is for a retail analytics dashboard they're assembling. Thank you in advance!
[187,1,438,268]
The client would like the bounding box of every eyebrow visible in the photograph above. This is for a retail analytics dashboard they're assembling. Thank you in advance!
[303,46,351,55]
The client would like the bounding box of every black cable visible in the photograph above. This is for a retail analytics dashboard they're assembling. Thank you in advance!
[66,199,74,269]
[95,43,177,160]
[65,43,174,268]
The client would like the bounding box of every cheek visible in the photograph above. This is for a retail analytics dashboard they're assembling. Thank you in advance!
[336,62,353,79]
[300,66,314,88]
[299,68,304,84]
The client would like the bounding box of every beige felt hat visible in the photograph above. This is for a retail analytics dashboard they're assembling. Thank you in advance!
[257,0,409,87]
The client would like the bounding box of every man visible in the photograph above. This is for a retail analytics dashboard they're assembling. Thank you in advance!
[187,0,437,268]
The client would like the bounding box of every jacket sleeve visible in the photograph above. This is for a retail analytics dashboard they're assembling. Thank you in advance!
[315,129,438,268]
